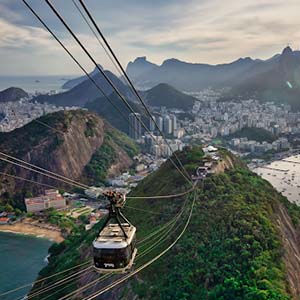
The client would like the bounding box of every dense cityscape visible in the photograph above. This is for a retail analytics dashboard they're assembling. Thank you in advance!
[126,98,299,158]
[0,96,79,132]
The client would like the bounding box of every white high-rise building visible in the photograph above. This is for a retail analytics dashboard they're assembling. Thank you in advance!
[171,115,177,133]
[156,116,163,132]
[129,113,142,140]
[163,115,172,134]
[149,115,156,131]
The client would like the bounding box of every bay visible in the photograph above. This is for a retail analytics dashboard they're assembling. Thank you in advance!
[0,232,51,300]
[0,75,75,93]
[253,154,300,204]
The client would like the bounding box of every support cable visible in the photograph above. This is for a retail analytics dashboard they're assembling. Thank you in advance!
[78,0,191,183]
[0,260,91,298]
[0,151,89,189]
[0,156,86,190]
[43,0,191,185]
[82,192,196,300]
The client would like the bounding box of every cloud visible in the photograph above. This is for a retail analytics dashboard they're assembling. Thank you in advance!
[0,0,300,75]
[0,18,55,49]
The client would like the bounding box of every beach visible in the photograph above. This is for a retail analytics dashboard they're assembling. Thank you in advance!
[0,222,64,243]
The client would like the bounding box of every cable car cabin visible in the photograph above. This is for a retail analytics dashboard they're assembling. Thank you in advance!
[93,223,137,273]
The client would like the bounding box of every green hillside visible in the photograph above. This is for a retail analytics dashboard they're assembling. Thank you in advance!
[28,147,300,300]
[226,127,276,143]
[144,83,197,111]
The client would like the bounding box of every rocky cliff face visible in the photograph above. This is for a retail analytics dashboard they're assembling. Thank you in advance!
[276,203,300,299]
[0,110,137,208]
[28,112,105,181]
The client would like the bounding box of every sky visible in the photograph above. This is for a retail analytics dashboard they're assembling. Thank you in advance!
[0,0,299,76]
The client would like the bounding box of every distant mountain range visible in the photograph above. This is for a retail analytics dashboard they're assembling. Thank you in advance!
[85,83,196,134]
[33,46,300,114]
[0,87,28,102]
[230,46,300,109]
[126,56,260,91]
[127,47,300,109]
[33,67,197,134]
[61,64,103,90]
[34,69,131,107]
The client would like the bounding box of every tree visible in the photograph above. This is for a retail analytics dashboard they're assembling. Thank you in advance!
[15,208,22,216]
[5,204,14,212]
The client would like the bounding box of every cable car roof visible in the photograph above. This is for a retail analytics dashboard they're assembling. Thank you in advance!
[93,223,136,249]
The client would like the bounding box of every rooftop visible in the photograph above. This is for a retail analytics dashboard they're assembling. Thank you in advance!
[93,223,136,249]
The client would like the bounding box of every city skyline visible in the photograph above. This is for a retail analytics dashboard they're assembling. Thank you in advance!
[0,0,299,76]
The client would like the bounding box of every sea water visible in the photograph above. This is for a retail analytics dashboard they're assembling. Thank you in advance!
[253,154,300,204]
[0,75,74,93]
[0,232,51,300]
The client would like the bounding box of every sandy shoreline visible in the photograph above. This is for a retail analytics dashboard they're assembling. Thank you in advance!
[0,223,64,243]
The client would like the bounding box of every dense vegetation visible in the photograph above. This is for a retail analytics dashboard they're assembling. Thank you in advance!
[28,147,300,300]
[225,127,276,143]
[144,83,197,111]
[83,134,116,185]
[29,221,103,300]
[83,126,139,185]
[126,166,291,300]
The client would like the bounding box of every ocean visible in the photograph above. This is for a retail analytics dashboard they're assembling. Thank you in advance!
[0,232,51,300]
[253,154,300,204]
[0,75,75,93]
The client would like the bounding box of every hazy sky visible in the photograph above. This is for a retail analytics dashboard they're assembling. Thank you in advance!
[0,0,299,76]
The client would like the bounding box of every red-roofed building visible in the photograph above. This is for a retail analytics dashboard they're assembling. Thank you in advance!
[0,217,10,224]
[25,190,66,213]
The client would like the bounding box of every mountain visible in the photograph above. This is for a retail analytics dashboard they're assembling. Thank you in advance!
[29,147,300,299]
[85,92,147,134]
[0,87,28,102]
[230,46,300,109]
[126,56,259,91]
[34,69,131,107]
[0,110,138,210]
[126,48,300,105]
[143,83,197,110]
[126,56,159,82]
[61,64,103,90]
[85,84,196,134]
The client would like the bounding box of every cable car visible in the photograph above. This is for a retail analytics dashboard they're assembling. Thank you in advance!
[93,191,137,273]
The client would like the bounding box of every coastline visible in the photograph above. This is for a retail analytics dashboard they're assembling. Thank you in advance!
[0,223,64,243]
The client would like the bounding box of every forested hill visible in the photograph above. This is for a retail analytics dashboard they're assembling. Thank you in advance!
[226,126,276,143]
[143,83,197,111]
[29,147,300,299]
